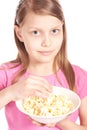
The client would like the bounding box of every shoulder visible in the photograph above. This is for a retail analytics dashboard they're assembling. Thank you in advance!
[72,64,87,74]
[72,64,87,98]
[0,62,22,88]
[0,62,22,75]
[72,64,87,81]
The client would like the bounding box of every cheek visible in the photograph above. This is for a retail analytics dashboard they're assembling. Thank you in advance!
[53,33,63,45]
[24,42,39,55]
[54,37,63,53]
[55,38,63,48]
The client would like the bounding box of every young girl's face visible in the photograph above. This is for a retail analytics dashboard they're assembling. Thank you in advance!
[15,12,63,65]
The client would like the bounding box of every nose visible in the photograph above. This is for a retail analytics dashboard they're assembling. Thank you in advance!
[41,34,51,47]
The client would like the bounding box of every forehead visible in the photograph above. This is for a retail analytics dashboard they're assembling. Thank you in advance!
[21,12,63,28]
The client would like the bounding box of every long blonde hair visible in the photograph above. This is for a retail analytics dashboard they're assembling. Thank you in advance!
[12,0,75,90]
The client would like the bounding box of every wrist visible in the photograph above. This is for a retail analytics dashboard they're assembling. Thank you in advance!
[8,85,17,101]
[0,86,14,108]
[5,86,14,102]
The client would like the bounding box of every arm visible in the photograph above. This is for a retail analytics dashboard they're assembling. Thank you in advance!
[0,75,52,109]
[57,96,87,130]
[0,86,13,109]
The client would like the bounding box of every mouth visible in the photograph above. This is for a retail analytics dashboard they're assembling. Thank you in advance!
[38,51,53,56]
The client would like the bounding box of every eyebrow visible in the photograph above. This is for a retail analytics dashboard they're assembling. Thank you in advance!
[27,24,63,30]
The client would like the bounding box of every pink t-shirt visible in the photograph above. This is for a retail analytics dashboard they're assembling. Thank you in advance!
[0,63,87,130]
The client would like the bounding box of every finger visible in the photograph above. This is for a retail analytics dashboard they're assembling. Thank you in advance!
[29,75,53,92]
[32,120,45,126]
[28,117,46,126]
[46,123,56,127]
[30,89,50,98]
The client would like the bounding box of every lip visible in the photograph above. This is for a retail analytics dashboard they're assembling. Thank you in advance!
[38,51,53,56]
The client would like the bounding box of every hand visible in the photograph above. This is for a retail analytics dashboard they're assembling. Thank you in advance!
[32,120,56,127]
[10,75,53,101]
[27,116,56,127]
[56,117,70,128]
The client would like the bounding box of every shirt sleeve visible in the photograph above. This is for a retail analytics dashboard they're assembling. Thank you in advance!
[0,69,8,90]
[74,65,87,99]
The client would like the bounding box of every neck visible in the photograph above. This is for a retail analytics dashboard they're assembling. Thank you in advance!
[27,62,54,76]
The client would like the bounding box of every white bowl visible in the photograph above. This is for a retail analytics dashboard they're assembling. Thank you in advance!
[16,86,81,124]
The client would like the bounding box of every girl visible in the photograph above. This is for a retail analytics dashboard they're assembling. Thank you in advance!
[0,0,87,130]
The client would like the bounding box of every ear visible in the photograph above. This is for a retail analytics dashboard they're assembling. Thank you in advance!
[14,25,23,42]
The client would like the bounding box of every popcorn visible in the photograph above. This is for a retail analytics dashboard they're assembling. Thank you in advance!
[22,94,74,116]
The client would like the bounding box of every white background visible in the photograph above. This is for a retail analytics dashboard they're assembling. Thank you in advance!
[0,0,87,129]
